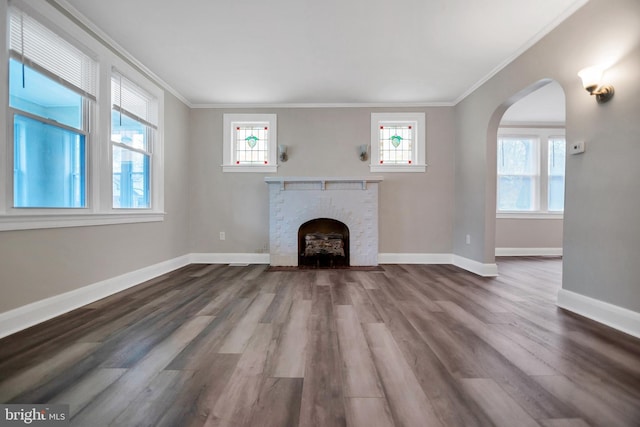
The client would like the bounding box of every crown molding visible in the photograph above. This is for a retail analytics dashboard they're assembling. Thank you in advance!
[190,101,456,109]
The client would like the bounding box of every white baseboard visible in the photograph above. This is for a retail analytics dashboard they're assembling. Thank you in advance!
[557,289,640,339]
[189,253,270,264]
[496,247,563,256]
[0,255,191,340]
[379,252,499,277]
[452,255,499,277]
[192,252,498,279]
[378,253,453,264]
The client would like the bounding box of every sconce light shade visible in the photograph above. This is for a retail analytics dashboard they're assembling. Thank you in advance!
[578,65,614,103]
[358,144,368,161]
[578,66,603,92]
[278,144,288,162]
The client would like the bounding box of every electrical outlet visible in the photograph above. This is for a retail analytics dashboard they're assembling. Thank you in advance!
[466,234,471,245]
[219,232,226,240]
[570,141,585,155]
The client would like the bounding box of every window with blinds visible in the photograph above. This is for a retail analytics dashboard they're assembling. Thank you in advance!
[111,71,158,130]
[8,7,97,100]
[8,6,96,208]
[111,71,158,208]
[1,2,165,229]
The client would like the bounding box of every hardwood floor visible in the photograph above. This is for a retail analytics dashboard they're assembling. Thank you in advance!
[1,257,639,426]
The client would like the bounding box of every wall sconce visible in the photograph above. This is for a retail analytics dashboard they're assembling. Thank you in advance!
[578,65,614,103]
[358,144,368,161]
[278,144,288,162]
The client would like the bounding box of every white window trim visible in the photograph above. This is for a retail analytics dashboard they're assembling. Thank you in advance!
[0,0,165,232]
[222,114,277,173]
[370,112,426,172]
[496,127,565,218]
[497,212,564,220]
[0,212,165,232]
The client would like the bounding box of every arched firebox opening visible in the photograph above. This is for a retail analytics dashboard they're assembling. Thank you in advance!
[298,218,349,268]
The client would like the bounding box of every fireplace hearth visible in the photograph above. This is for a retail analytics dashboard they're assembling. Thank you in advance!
[299,218,349,268]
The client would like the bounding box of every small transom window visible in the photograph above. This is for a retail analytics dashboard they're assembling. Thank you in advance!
[370,113,426,172]
[379,123,414,165]
[223,114,277,172]
[234,124,270,165]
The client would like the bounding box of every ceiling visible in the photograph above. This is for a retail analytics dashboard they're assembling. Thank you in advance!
[61,0,587,107]
[501,81,566,125]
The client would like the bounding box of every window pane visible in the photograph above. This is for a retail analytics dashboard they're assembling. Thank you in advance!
[379,124,413,164]
[113,146,149,208]
[498,176,534,211]
[234,125,269,164]
[548,176,565,211]
[9,59,83,130]
[548,138,566,211]
[497,137,536,174]
[111,109,149,151]
[548,138,566,175]
[14,114,86,208]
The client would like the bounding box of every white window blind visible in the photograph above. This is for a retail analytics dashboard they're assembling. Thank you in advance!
[111,70,158,129]
[8,7,97,100]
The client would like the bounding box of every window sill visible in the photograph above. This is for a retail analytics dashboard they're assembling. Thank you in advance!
[222,164,278,173]
[0,212,165,232]
[497,212,563,220]
[370,164,427,173]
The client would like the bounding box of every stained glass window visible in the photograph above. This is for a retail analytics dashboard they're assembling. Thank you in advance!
[370,113,425,172]
[234,125,269,164]
[379,124,413,165]
[223,114,277,172]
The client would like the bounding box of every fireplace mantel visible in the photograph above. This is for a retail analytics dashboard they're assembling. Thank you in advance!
[264,176,383,191]
[265,176,383,266]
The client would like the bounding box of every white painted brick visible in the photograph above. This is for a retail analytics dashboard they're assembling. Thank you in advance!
[266,179,380,266]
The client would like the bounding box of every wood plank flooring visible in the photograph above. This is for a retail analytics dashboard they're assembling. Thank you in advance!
[1,258,640,426]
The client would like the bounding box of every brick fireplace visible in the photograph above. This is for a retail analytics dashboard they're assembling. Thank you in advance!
[264,177,383,266]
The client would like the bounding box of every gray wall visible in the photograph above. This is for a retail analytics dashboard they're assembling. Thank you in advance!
[496,219,563,249]
[0,92,191,313]
[454,0,640,311]
[189,107,455,255]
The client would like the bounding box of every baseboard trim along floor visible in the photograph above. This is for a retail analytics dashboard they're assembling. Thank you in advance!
[557,289,640,339]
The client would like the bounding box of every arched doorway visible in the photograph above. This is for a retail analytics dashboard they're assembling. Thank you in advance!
[487,79,566,259]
